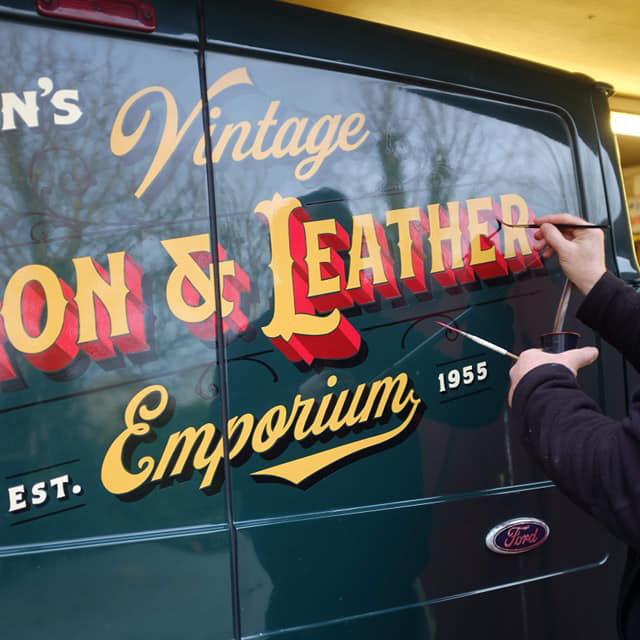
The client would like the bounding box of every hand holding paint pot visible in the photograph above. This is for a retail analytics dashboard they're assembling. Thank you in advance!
[507,346,599,406]
[540,331,580,353]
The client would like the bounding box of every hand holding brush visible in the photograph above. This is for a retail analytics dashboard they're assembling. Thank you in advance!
[530,213,607,295]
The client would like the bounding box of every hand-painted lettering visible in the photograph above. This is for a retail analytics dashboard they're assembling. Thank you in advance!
[0,192,542,381]
[111,68,371,198]
[101,372,423,496]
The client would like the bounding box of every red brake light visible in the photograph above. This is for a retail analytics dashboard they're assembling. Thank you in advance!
[35,0,156,32]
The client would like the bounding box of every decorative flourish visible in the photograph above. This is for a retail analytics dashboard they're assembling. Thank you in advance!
[0,146,138,243]
[232,354,279,383]
[0,208,147,245]
[401,311,463,349]
[195,363,220,401]
[30,145,95,201]
[28,210,86,243]
[193,350,277,400]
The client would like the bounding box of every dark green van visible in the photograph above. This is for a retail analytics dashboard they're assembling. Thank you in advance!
[0,1,634,638]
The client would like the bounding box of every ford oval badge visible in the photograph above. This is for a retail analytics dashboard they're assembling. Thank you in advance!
[485,517,549,554]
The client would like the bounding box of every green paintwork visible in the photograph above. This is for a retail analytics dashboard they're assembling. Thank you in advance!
[0,1,632,638]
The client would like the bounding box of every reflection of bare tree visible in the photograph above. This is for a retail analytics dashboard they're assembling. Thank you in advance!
[0,24,213,374]
[0,36,586,545]
[214,162,274,322]
[356,83,490,210]
[364,83,411,211]
[414,97,484,204]
[0,23,235,537]
[204,69,581,335]
[319,77,580,222]
[0,27,207,279]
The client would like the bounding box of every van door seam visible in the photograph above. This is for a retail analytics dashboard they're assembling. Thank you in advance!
[196,2,242,639]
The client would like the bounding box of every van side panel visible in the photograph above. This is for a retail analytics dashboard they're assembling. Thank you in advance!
[0,16,235,640]
[0,2,629,639]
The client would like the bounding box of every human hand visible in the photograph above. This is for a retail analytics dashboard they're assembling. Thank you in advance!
[533,213,606,295]
[508,346,599,407]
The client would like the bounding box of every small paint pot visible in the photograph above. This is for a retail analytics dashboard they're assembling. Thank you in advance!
[540,331,580,353]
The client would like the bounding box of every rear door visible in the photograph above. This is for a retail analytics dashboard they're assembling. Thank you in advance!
[0,5,235,639]
[202,4,622,639]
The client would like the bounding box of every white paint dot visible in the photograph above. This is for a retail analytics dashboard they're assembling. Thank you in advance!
[72,484,83,495]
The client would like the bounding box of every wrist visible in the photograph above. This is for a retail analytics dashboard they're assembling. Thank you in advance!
[575,267,606,296]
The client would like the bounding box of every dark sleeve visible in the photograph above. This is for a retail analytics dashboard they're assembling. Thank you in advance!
[577,271,640,371]
[512,363,640,550]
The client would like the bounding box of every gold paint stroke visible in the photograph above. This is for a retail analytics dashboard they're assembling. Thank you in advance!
[251,400,421,486]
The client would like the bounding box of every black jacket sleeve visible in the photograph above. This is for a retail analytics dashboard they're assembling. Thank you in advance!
[577,271,640,373]
[512,364,640,550]
[511,271,640,550]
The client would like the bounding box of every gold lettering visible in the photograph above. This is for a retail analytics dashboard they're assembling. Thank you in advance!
[500,193,534,259]
[73,252,134,343]
[252,405,290,453]
[100,385,169,495]
[192,106,221,166]
[101,372,424,496]
[466,197,497,266]
[294,115,341,179]
[324,387,352,433]
[363,373,412,420]
[151,423,217,482]
[1,265,68,354]
[251,100,280,160]
[111,69,371,195]
[252,373,422,486]
[386,207,422,279]
[228,413,254,457]
[272,116,308,159]
[213,121,253,162]
[304,218,342,297]
[255,193,342,342]
[291,394,317,441]
[162,234,237,323]
[307,375,339,437]
[427,201,464,273]
[346,213,388,289]
[337,112,369,151]
[341,382,369,427]
[110,68,253,198]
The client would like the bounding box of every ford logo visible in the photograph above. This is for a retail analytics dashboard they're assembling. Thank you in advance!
[485,517,550,554]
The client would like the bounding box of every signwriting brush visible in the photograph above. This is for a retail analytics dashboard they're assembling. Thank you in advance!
[498,219,609,230]
[435,321,519,361]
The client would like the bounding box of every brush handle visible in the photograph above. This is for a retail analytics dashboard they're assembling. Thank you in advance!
[552,279,572,333]
[500,220,608,230]
[436,321,519,360]
[467,333,519,360]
